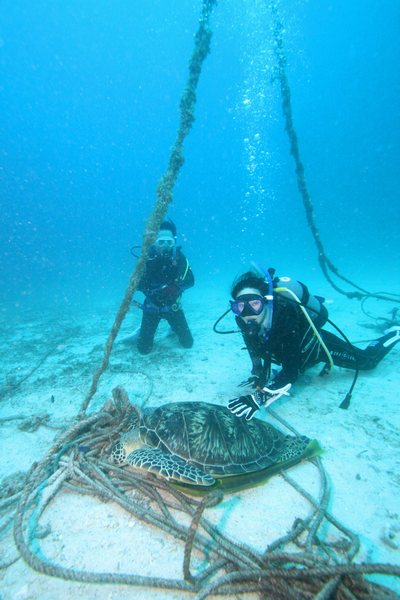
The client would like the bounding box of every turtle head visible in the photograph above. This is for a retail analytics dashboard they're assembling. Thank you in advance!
[109,388,142,465]
[110,440,128,465]
[110,417,141,466]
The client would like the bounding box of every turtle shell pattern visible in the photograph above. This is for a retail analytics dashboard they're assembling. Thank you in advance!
[137,401,311,477]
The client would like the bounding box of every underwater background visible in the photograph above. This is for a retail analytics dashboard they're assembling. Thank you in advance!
[1,0,399,311]
[1,3,400,597]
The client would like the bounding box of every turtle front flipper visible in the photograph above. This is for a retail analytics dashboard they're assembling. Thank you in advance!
[126,448,215,487]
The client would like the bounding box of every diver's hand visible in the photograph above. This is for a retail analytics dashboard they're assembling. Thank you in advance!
[258,383,292,408]
[238,376,262,389]
[228,384,292,421]
[227,394,262,421]
[163,283,181,299]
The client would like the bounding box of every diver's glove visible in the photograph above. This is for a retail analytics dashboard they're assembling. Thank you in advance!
[227,394,262,421]
[258,383,292,408]
[228,383,292,421]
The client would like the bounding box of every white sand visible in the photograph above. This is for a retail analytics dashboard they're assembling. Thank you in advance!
[1,280,399,599]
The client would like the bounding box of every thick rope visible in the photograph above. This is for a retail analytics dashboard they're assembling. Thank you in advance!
[12,392,271,590]
[7,387,398,598]
[270,1,400,306]
[79,0,217,415]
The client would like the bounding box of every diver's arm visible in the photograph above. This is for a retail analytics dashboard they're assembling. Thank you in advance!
[240,329,270,388]
[270,365,297,389]
[269,309,302,389]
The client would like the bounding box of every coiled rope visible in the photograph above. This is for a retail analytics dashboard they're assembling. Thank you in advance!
[2,387,397,598]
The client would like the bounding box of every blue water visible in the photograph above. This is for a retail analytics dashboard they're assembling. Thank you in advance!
[1,0,399,311]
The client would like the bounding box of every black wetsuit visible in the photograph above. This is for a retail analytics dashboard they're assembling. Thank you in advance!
[237,291,396,389]
[137,248,194,354]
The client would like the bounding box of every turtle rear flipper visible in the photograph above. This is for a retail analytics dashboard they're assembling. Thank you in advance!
[126,448,215,487]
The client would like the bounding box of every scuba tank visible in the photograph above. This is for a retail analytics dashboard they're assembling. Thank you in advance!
[274,276,328,328]
[253,264,332,369]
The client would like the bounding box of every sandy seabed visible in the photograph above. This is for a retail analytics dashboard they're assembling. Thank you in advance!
[1,280,399,599]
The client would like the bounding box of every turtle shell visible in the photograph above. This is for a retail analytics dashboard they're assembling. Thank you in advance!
[139,401,313,478]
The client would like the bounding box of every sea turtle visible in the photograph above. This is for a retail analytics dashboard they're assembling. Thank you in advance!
[111,397,321,493]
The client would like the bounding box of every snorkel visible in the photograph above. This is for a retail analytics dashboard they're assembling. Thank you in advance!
[251,262,274,341]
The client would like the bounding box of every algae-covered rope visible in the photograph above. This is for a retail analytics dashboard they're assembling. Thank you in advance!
[13,423,197,592]
[12,388,400,597]
[270,1,400,306]
[80,0,217,415]
[183,491,223,583]
[269,408,360,561]
[14,441,257,590]
[195,563,400,600]
[305,457,330,554]
[13,390,264,585]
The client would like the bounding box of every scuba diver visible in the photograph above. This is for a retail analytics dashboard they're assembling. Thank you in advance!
[134,220,194,354]
[217,267,400,420]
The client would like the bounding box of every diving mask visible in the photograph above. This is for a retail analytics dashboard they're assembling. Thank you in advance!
[153,233,176,256]
[230,294,266,317]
